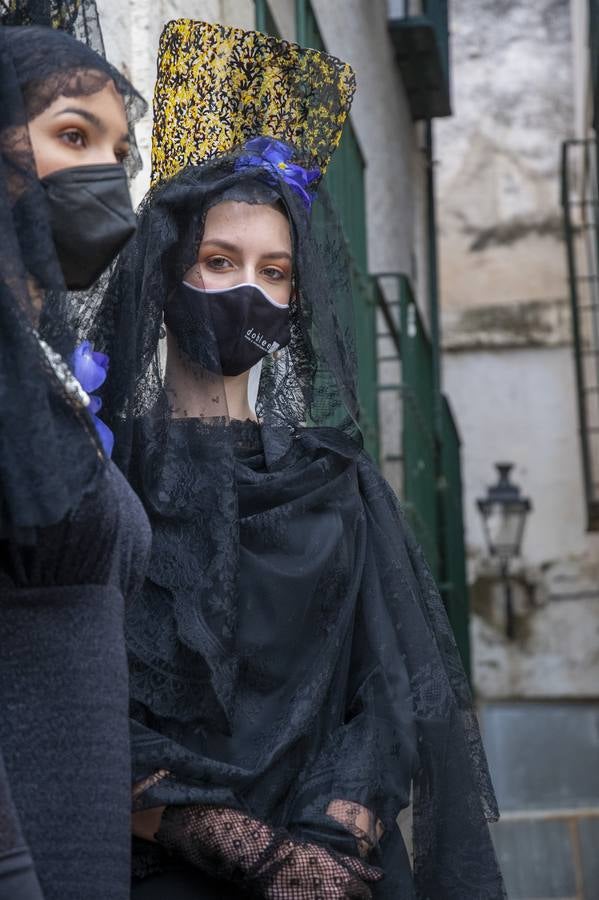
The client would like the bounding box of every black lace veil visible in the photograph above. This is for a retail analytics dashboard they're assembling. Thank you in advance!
[95,151,504,896]
[1,0,106,53]
[0,16,146,539]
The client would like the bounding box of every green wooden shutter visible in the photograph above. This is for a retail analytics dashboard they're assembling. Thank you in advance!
[398,276,439,578]
[440,396,471,678]
[295,0,379,460]
[254,0,280,37]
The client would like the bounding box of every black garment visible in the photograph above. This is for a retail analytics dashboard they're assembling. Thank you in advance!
[0,462,151,900]
[128,422,501,899]
[0,751,43,900]
[0,15,148,897]
[0,23,145,541]
[98,158,505,897]
[132,866,228,899]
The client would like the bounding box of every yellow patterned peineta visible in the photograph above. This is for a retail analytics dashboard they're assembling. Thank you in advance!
[151,18,356,188]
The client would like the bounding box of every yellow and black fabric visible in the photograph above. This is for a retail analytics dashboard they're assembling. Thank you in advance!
[151,18,355,186]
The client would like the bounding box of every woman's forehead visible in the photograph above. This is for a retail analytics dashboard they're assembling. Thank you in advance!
[202,200,291,244]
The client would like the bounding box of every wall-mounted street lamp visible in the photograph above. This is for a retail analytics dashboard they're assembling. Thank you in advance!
[476,463,532,639]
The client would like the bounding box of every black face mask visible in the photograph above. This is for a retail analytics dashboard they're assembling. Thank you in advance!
[165,282,291,377]
[41,163,137,290]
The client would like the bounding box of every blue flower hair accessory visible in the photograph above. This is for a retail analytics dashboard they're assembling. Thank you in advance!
[234,137,320,211]
[71,341,114,458]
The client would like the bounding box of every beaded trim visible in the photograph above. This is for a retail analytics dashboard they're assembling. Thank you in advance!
[37,336,90,409]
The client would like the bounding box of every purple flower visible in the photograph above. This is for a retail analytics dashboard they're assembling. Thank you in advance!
[234,137,320,211]
[71,341,109,393]
[91,414,114,458]
[71,341,114,458]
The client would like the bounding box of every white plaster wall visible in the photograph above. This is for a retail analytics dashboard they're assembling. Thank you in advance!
[434,0,599,700]
[444,346,596,564]
[569,0,592,140]
[265,0,294,38]
[97,0,254,204]
[472,595,599,698]
[313,0,422,283]
[436,0,574,310]
[445,345,599,697]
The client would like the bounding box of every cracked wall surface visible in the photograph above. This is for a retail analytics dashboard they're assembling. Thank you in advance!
[437,0,573,312]
[436,0,599,699]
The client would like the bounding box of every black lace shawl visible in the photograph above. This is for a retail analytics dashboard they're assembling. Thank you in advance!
[0,22,145,540]
[97,159,506,898]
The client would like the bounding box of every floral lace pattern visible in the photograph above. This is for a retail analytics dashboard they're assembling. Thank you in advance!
[151,18,355,186]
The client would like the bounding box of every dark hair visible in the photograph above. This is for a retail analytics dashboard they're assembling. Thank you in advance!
[5,25,146,173]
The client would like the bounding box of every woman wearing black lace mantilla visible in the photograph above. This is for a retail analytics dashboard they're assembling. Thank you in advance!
[0,5,151,899]
[97,19,506,900]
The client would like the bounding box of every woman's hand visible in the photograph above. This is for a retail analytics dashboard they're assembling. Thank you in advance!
[155,804,383,899]
[131,805,165,842]
[131,769,169,841]
[326,799,384,858]
[261,838,383,899]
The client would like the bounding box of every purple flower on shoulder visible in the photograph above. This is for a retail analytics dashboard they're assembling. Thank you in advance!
[71,341,114,458]
[234,137,320,211]
[71,341,109,393]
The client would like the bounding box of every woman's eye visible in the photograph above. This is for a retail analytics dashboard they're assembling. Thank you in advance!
[115,148,129,164]
[206,256,232,270]
[59,129,86,148]
[262,267,286,281]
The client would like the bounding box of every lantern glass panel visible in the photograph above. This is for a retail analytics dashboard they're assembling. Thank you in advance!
[482,500,528,560]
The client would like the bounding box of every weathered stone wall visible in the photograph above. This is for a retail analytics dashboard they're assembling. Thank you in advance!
[437,0,573,311]
[444,345,599,697]
[437,0,599,699]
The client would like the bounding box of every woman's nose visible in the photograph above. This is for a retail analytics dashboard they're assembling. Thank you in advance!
[241,264,258,285]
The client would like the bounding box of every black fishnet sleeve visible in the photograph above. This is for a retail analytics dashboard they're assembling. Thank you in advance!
[155,804,383,899]
[0,749,44,899]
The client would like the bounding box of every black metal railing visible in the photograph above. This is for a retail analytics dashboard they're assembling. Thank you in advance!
[561,138,599,528]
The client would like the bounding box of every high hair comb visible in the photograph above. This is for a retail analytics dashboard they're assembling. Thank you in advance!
[151,18,356,188]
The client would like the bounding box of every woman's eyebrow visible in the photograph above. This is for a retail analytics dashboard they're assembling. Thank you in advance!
[202,239,291,261]
[201,238,240,253]
[53,106,106,133]
[52,107,129,144]
[262,251,292,261]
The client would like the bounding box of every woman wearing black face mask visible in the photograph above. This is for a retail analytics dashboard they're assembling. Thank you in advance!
[97,20,506,900]
[0,11,151,900]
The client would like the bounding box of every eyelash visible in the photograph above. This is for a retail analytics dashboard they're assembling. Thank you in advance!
[262,267,286,281]
[59,128,129,163]
[60,128,86,148]
[206,256,231,270]
[205,257,287,280]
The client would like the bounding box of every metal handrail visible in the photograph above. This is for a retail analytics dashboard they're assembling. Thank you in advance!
[561,138,599,528]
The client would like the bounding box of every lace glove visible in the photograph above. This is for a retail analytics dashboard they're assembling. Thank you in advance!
[155,804,383,899]
[325,800,385,859]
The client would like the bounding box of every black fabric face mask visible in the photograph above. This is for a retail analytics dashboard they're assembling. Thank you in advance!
[165,281,291,377]
[41,163,137,290]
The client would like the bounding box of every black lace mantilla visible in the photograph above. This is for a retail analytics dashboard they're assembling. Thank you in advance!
[97,158,505,897]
